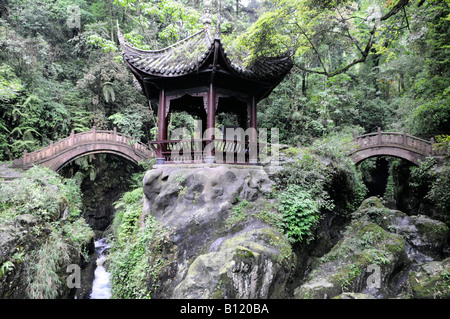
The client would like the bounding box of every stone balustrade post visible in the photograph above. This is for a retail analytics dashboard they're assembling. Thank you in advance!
[377,127,382,144]
[431,137,435,156]
[70,130,75,146]
[23,150,27,167]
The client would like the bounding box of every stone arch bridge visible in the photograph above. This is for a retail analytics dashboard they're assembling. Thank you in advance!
[12,127,154,172]
[11,127,441,172]
[350,128,440,165]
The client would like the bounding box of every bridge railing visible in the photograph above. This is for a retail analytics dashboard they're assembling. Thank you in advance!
[353,128,437,156]
[148,138,265,164]
[15,127,154,168]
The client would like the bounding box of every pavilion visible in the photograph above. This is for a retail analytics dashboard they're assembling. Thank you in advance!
[117,1,292,164]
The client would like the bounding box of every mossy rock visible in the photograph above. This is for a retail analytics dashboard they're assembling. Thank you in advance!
[354,198,449,259]
[332,292,376,299]
[358,197,385,210]
[173,227,294,299]
[294,219,408,299]
[413,215,449,243]
[408,258,450,299]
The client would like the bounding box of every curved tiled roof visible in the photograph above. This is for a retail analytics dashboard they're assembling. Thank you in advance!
[119,27,215,77]
[118,25,293,82]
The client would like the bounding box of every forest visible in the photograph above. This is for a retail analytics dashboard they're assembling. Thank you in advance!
[0,0,448,158]
[0,0,449,302]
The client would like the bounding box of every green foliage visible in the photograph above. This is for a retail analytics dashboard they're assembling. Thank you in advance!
[0,165,93,298]
[225,199,250,228]
[426,165,450,223]
[109,187,173,299]
[409,158,450,224]
[0,261,15,278]
[410,91,450,138]
[0,166,83,223]
[277,185,319,244]
[434,135,450,156]
[26,231,71,299]
[274,131,367,217]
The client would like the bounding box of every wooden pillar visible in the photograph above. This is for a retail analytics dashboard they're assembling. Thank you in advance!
[156,89,166,164]
[205,83,216,163]
[50,141,54,156]
[249,96,258,164]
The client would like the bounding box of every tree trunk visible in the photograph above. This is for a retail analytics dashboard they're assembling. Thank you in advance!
[109,0,114,41]
[301,72,307,96]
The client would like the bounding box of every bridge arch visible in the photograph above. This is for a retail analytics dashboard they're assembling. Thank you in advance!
[349,128,437,166]
[351,146,427,165]
[52,146,145,172]
[12,128,154,171]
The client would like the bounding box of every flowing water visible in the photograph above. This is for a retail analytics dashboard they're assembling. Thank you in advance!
[90,238,111,299]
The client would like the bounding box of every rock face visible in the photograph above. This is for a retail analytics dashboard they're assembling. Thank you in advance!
[0,213,95,299]
[294,197,450,299]
[0,214,42,298]
[142,165,294,299]
[407,257,450,299]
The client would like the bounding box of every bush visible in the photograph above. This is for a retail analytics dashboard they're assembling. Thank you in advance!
[409,158,450,224]
[273,131,367,217]
[277,185,319,244]
[0,165,94,298]
[109,187,173,299]
[0,166,83,223]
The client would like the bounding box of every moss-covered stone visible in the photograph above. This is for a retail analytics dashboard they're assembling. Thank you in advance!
[408,258,450,299]
[173,228,294,299]
[413,216,449,243]
[358,196,385,210]
[332,292,376,299]
[295,197,450,299]
[295,199,411,299]
[139,166,298,299]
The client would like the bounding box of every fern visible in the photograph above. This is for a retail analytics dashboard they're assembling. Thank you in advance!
[277,185,319,244]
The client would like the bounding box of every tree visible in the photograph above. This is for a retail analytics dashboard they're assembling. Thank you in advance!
[239,0,415,77]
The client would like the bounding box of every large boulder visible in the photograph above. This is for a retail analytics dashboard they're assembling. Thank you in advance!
[141,165,294,299]
[294,197,449,299]
[294,218,409,299]
[173,227,292,299]
[407,257,450,299]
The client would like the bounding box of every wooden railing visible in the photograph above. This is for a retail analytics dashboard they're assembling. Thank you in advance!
[149,139,264,164]
[14,128,267,169]
[14,127,154,168]
[353,128,438,156]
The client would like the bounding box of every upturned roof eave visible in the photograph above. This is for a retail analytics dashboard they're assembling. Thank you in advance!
[118,22,293,83]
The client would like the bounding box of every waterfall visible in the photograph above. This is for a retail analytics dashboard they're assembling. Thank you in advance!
[90,238,111,299]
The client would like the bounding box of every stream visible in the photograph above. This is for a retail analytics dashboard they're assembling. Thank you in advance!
[90,238,112,299]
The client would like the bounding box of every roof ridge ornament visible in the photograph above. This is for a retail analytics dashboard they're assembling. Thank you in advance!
[215,0,221,40]
[202,0,212,27]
